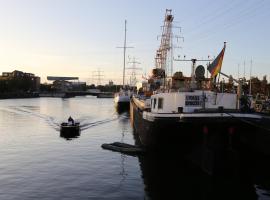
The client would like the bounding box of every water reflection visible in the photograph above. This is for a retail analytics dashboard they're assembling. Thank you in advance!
[252,154,270,199]
[117,111,131,188]
[138,151,259,200]
[115,104,130,114]
[135,135,270,200]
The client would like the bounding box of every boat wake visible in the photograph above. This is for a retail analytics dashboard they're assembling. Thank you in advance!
[74,112,129,131]
[1,106,61,131]
[0,106,127,132]
[80,118,117,131]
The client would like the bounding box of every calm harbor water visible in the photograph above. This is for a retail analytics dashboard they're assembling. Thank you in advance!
[0,96,270,200]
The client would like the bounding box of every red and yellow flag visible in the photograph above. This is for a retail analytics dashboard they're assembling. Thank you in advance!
[207,43,226,78]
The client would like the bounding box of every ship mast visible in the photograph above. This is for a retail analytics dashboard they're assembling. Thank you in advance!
[123,20,127,87]
[249,59,252,95]
[117,20,133,88]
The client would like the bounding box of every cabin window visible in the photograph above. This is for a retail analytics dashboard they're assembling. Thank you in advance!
[158,98,163,109]
[151,99,154,108]
[153,98,157,108]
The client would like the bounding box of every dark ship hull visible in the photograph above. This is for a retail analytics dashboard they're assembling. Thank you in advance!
[130,98,266,175]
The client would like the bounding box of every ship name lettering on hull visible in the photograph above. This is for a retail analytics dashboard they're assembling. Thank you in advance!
[185,95,202,106]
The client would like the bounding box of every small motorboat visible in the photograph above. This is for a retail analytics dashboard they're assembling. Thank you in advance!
[60,122,80,139]
[60,122,80,132]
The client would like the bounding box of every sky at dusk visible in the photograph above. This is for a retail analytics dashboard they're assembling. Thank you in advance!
[0,0,269,84]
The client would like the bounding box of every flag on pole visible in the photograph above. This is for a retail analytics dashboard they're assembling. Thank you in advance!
[207,43,226,78]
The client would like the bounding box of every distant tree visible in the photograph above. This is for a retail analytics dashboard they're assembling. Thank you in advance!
[86,84,96,89]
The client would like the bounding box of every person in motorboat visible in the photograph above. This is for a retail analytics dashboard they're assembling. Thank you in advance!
[68,116,75,125]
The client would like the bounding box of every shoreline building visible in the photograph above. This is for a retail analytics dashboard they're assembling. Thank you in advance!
[0,70,40,92]
[47,76,86,92]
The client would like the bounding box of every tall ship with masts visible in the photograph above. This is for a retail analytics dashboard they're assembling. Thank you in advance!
[114,20,133,112]
[130,9,263,174]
